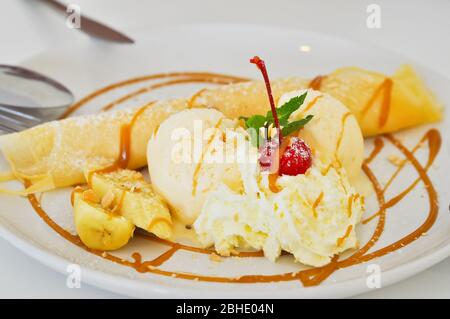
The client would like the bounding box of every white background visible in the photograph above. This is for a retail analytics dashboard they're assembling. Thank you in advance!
[0,0,449,298]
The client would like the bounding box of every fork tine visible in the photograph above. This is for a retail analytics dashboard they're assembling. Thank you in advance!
[0,113,32,132]
[0,105,42,125]
[0,122,15,133]
[0,104,43,132]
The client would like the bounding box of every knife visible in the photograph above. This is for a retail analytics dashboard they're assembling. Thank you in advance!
[41,0,135,44]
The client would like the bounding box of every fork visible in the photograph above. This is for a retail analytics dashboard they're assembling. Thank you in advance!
[0,65,74,133]
[0,105,45,132]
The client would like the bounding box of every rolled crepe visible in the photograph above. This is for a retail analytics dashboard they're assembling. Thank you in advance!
[0,99,188,193]
[0,65,442,193]
[193,65,443,136]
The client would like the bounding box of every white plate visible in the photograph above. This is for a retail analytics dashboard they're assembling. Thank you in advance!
[0,25,449,298]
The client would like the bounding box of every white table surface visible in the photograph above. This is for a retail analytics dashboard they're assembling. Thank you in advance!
[0,0,449,299]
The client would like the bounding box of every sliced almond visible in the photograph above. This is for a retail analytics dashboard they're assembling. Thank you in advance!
[101,190,115,209]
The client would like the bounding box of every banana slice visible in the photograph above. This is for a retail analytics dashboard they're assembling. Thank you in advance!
[87,169,172,239]
[73,189,135,250]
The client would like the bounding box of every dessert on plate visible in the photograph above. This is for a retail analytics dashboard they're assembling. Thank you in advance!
[0,56,443,279]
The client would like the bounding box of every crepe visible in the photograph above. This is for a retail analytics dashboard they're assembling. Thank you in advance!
[0,65,442,193]
[192,65,443,136]
[0,99,188,193]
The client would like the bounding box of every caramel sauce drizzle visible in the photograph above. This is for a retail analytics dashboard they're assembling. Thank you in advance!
[351,133,438,265]
[24,72,441,287]
[383,129,440,193]
[309,75,326,90]
[364,138,385,165]
[361,78,393,128]
[59,72,248,119]
[87,101,155,186]
[337,225,353,247]
[102,78,232,112]
[347,194,355,218]
[312,192,324,218]
[322,112,351,175]
[302,95,323,113]
[362,129,441,224]
[132,244,181,271]
[335,112,352,158]
[268,173,281,193]
[188,88,207,108]
[192,118,223,196]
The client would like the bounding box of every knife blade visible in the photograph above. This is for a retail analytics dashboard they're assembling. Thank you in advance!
[41,0,134,44]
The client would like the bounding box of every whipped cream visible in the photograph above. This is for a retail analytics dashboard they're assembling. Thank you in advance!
[194,155,364,267]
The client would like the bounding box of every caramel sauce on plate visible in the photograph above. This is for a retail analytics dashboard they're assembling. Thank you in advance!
[59,72,248,119]
[24,72,441,287]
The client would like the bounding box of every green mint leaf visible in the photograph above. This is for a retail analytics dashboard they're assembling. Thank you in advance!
[243,115,266,148]
[279,117,289,127]
[245,115,266,129]
[281,115,314,136]
[266,92,308,123]
[240,115,266,147]
[239,92,314,148]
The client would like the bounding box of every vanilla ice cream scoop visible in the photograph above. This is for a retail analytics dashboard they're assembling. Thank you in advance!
[279,89,364,184]
[147,108,244,225]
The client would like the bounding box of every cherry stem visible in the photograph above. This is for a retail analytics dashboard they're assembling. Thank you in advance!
[250,56,282,145]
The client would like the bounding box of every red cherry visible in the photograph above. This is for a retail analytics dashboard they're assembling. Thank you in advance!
[259,139,279,171]
[279,137,312,176]
[250,56,282,145]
